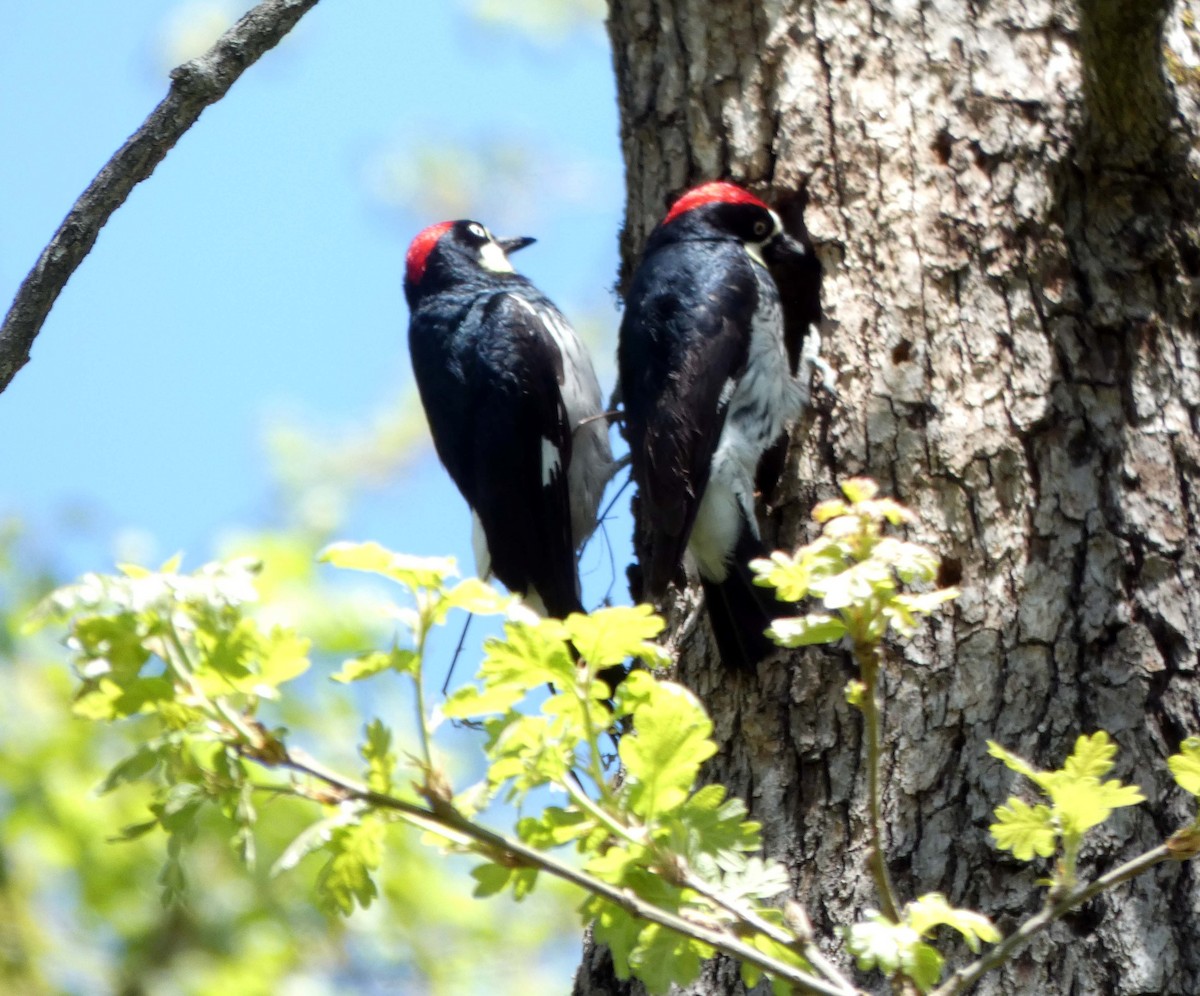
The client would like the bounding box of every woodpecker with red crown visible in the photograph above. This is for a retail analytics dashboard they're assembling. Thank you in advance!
[405,220,614,619]
[618,181,835,670]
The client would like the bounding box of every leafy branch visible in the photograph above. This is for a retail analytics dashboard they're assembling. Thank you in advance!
[35,544,859,996]
[0,0,323,395]
[753,479,1200,993]
[754,477,960,930]
[33,482,1200,995]
[262,745,857,996]
[930,843,1171,996]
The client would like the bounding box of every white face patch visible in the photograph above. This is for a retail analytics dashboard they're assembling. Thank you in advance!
[744,209,784,269]
[479,240,515,273]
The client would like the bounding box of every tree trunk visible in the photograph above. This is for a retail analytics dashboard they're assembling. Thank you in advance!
[579,1,1200,993]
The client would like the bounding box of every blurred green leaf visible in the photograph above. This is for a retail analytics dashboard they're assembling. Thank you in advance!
[905,893,999,952]
[320,542,458,592]
[1169,737,1200,796]
[766,613,846,647]
[362,719,396,795]
[316,817,384,915]
[333,646,417,683]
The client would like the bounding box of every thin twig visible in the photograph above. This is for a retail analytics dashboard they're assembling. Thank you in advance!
[0,0,323,395]
[857,642,901,922]
[412,601,435,773]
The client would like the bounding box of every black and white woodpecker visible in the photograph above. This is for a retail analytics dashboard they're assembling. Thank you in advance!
[618,181,835,670]
[405,220,614,619]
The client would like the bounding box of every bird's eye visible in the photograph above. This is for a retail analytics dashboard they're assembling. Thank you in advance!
[468,223,488,240]
[753,220,769,237]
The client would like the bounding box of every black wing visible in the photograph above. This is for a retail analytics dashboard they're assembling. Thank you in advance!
[619,240,758,599]
[455,292,580,617]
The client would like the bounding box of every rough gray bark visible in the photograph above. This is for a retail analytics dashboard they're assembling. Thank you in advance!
[579,1,1200,993]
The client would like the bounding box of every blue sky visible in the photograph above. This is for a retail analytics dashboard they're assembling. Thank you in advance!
[0,1,630,598]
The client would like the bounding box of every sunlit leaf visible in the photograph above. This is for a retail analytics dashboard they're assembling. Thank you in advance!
[766,613,846,648]
[332,647,417,683]
[438,577,513,620]
[718,855,791,903]
[565,604,664,670]
[621,682,716,819]
[470,861,513,897]
[663,783,760,868]
[1050,777,1145,836]
[588,898,642,981]
[905,893,999,952]
[843,913,922,980]
[99,744,162,794]
[989,797,1057,860]
[810,498,851,523]
[480,619,573,690]
[361,719,395,795]
[843,914,943,993]
[986,741,1042,783]
[1168,737,1200,796]
[840,477,879,504]
[320,541,457,592]
[316,816,384,915]
[628,921,711,995]
[1062,731,1118,781]
[517,807,592,848]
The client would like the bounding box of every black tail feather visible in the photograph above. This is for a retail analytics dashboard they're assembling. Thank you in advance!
[699,528,783,671]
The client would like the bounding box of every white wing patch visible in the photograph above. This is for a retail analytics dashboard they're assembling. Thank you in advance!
[511,295,614,548]
[690,445,758,583]
[717,376,736,411]
[541,436,562,486]
[471,510,492,579]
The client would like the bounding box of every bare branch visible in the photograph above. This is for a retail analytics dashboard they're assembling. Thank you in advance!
[0,0,323,395]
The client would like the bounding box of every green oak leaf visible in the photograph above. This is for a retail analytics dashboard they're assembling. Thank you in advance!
[990,797,1057,860]
[1168,737,1200,796]
[621,681,716,820]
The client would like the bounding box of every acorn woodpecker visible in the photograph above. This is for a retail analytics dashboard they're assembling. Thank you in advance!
[405,220,614,619]
[618,181,834,670]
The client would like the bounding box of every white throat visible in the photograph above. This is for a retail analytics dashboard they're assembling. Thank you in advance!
[479,241,515,273]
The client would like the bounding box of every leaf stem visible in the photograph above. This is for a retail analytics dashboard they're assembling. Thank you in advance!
[856,640,901,922]
[412,600,435,773]
[563,775,644,848]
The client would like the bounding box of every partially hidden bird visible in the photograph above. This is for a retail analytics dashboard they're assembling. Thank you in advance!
[618,181,835,670]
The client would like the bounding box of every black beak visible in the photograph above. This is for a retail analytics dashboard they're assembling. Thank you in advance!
[763,232,808,264]
[497,236,536,255]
